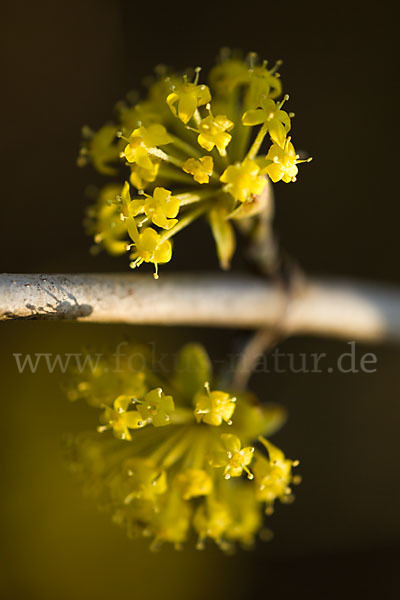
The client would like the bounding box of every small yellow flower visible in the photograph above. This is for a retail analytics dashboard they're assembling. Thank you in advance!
[67,343,148,407]
[197,114,234,154]
[124,186,179,230]
[83,125,121,175]
[224,484,263,548]
[183,156,214,184]
[193,498,232,548]
[92,204,127,256]
[210,434,254,479]
[265,137,311,183]
[123,124,173,169]
[135,387,175,427]
[167,79,211,124]
[129,224,172,279]
[151,491,192,549]
[98,395,146,441]
[194,383,236,426]
[148,73,182,103]
[247,59,282,102]
[130,161,160,190]
[220,158,266,203]
[176,468,213,500]
[86,184,128,256]
[144,187,180,230]
[253,437,299,513]
[122,458,167,504]
[242,96,291,148]
[209,58,250,95]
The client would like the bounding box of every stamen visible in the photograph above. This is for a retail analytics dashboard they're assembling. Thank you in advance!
[97,425,110,433]
[116,132,130,143]
[270,59,283,74]
[278,94,289,109]
[193,66,201,85]
[247,52,257,68]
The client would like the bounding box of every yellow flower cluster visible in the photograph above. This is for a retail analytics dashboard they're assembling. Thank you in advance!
[66,343,300,552]
[80,51,312,277]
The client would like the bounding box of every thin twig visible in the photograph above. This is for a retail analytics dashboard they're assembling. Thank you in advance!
[1,273,400,344]
[232,329,284,390]
[232,263,305,389]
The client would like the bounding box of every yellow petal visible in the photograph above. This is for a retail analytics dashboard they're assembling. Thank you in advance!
[124,410,147,429]
[178,93,198,124]
[242,109,266,126]
[221,433,241,453]
[197,134,215,152]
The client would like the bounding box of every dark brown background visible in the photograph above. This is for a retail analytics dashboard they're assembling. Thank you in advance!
[0,1,399,599]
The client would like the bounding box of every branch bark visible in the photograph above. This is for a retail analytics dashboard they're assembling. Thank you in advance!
[1,273,400,343]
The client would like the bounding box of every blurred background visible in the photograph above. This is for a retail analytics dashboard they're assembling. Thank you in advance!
[1,0,399,598]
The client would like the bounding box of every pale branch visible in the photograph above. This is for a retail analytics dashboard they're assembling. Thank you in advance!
[1,273,400,343]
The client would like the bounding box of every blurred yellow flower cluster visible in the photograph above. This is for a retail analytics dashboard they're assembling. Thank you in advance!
[66,343,300,552]
[80,50,311,278]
